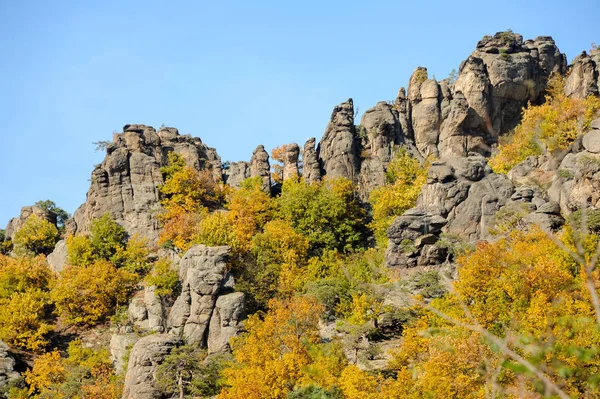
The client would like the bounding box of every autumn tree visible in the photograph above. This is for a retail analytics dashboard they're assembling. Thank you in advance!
[34,200,70,231]
[275,178,365,254]
[51,260,137,326]
[219,297,345,399]
[0,255,54,351]
[369,149,429,246]
[13,214,59,256]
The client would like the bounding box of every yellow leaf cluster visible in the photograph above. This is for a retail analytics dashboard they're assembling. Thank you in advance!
[490,75,600,174]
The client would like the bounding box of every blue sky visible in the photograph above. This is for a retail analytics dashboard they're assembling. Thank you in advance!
[0,0,598,227]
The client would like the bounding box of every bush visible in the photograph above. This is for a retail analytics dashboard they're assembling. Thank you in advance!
[145,258,179,298]
[51,260,137,326]
[13,214,59,256]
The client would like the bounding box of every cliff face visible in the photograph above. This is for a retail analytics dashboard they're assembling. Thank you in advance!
[72,124,222,242]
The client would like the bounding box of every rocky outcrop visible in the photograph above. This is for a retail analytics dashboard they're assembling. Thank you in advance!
[357,101,415,197]
[385,153,564,268]
[47,239,67,272]
[73,124,222,242]
[397,33,567,160]
[282,143,300,181]
[169,245,231,345]
[250,145,271,193]
[122,334,182,399]
[318,99,360,182]
[207,291,245,354]
[5,205,57,240]
[565,50,600,99]
[225,161,251,188]
[110,333,141,375]
[303,138,321,184]
[0,341,19,390]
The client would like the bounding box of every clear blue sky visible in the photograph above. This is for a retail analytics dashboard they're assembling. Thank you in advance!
[0,0,598,227]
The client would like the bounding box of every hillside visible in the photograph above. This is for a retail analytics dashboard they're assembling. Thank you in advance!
[1,31,600,399]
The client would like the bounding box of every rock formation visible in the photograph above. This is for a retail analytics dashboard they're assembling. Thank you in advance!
[250,145,271,193]
[125,245,244,353]
[282,143,300,181]
[4,205,57,240]
[0,341,19,390]
[385,153,564,268]
[72,124,222,242]
[302,138,321,184]
[225,161,251,188]
[565,49,600,99]
[317,99,360,183]
[121,334,182,399]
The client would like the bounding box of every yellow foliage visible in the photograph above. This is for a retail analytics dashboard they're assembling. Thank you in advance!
[0,289,54,351]
[13,214,59,256]
[195,211,234,247]
[219,297,335,399]
[51,260,137,326]
[226,177,274,251]
[24,350,65,395]
[490,75,600,174]
[369,149,430,246]
[388,226,600,397]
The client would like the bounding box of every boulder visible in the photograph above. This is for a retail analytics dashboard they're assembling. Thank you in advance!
[121,334,182,399]
[207,292,246,354]
[47,239,68,272]
[110,333,141,374]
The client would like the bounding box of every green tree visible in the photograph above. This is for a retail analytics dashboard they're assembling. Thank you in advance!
[275,178,365,254]
[155,345,226,399]
[34,200,70,230]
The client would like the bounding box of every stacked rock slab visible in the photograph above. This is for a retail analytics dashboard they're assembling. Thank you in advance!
[72,124,222,242]
[282,143,300,181]
[250,145,271,193]
[302,138,321,184]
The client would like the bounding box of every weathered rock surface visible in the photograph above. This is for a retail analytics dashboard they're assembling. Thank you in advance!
[225,161,250,188]
[5,205,57,240]
[110,333,141,375]
[318,99,360,182]
[385,153,564,268]
[250,145,271,193]
[73,124,222,242]
[207,291,245,354]
[0,341,19,390]
[303,138,321,184]
[122,334,182,399]
[47,239,67,272]
[565,50,600,99]
[282,143,300,181]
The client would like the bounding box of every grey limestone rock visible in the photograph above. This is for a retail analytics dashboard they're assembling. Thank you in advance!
[303,138,321,184]
[73,124,222,242]
[565,50,600,99]
[207,292,245,354]
[282,143,300,181]
[226,161,251,188]
[318,99,360,182]
[250,145,271,193]
[0,341,19,390]
[47,239,68,272]
[110,333,141,375]
[122,334,182,399]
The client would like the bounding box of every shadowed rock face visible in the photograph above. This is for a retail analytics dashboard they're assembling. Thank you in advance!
[303,137,321,184]
[73,124,222,242]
